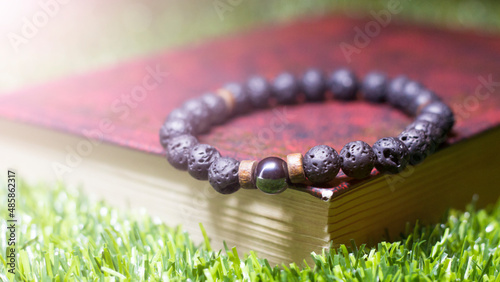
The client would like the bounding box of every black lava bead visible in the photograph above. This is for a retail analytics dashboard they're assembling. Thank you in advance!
[406,120,445,150]
[372,137,410,174]
[166,134,198,170]
[301,69,326,102]
[200,93,228,125]
[400,80,424,114]
[208,157,241,194]
[272,72,300,104]
[246,76,271,108]
[398,129,430,165]
[255,157,289,194]
[188,144,221,180]
[386,75,409,108]
[407,89,440,116]
[361,71,388,103]
[416,112,449,137]
[159,118,194,148]
[303,145,341,184]
[182,98,211,134]
[420,101,455,132]
[167,108,192,122]
[328,68,359,100]
[339,141,376,179]
[225,82,252,114]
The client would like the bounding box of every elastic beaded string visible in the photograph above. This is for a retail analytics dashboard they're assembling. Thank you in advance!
[159,68,455,197]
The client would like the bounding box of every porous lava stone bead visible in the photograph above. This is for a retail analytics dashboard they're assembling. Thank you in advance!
[386,75,409,108]
[303,145,341,184]
[407,89,440,116]
[372,137,410,174]
[400,80,424,114]
[200,93,228,125]
[166,134,198,170]
[272,72,300,104]
[225,82,252,114]
[246,76,271,108]
[420,101,455,132]
[167,108,192,123]
[208,157,241,194]
[159,118,193,148]
[328,68,359,100]
[255,157,289,194]
[361,71,388,103]
[406,120,445,150]
[339,141,376,179]
[416,112,449,135]
[188,144,221,180]
[301,69,326,102]
[182,98,211,134]
[398,129,430,165]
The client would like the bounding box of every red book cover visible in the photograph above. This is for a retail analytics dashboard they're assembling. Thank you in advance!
[0,16,499,198]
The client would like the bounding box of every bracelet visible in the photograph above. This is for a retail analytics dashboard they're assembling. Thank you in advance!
[159,68,455,196]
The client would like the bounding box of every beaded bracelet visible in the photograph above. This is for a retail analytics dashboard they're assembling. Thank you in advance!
[159,68,455,196]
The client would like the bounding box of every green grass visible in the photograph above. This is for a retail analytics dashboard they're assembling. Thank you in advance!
[1,183,500,281]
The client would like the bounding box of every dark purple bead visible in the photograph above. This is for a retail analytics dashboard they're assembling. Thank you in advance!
[187,144,221,180]
[246,76,271,108]
[406,120,444,153]
[303,145,341,184]
[361,71,388,103]
[255,157,289,194]
[272,72,300,104]
[399,80,424,114]
[339,141,376,179]
[372,137,410,174]
[159,118,193,148]
[301,69,326,102]
[386,75,409,108]
[420,101,455,132]
[182,98,211,134]
[167,108,192,122]
[416,112,449,137]
[166,134,198,171]
[328,68,359,100]
[200,93,228,125]
[208,157,241,194]
[225,82,252,115]
[398,129,431,165]
[407,89,441,116]
[406,120,444,141]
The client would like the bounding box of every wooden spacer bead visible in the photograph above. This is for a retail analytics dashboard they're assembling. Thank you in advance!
[216,88,235,115]
[416,100,433,116]
[287,153,307,184]
[239,160,257,189]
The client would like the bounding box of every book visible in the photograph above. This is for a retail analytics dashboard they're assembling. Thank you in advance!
[1,16,499,265]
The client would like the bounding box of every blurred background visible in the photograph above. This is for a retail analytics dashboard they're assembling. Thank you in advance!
[0,0,499,93]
